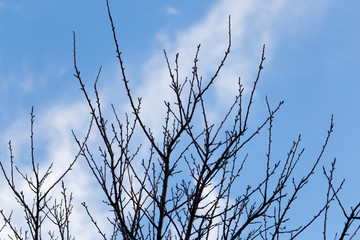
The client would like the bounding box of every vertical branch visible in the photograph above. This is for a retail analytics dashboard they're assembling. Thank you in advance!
[105,0,165,160]
[243,44,266,132]
[30,107,41,240]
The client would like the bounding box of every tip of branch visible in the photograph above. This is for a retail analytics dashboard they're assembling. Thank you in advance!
[329,114,334,132]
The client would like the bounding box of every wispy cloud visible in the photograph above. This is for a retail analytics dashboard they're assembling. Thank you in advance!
[133,0,329,134]
[0,61,67,98]
[0,100,107,239]
[0,0,330,238]
[165,6,180,16]
[0,2,25,12]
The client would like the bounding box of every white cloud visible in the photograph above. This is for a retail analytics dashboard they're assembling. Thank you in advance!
[36,102,111,238]
[165,6,180,16]
[132,0,329,136]
[0,62,68,99]
[0,100,108,239]
[0,0,330,238]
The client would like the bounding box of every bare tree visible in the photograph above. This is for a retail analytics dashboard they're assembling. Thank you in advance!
[1,0,359,239]
[0,108,91,240]
[70,1,359,240]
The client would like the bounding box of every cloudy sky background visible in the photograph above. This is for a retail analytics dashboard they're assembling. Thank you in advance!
[0,0,359,239]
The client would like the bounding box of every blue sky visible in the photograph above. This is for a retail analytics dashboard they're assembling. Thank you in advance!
[0,0,359,239]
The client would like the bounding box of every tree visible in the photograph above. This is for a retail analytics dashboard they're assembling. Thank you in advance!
[1,0,359,239]
[0,107,86,240]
